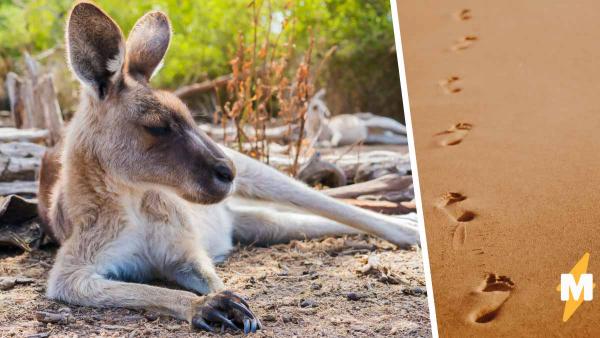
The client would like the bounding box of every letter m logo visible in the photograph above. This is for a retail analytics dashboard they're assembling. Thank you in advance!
[561,274,593,301]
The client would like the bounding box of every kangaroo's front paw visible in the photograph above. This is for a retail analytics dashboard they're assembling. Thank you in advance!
[191,290,261,334]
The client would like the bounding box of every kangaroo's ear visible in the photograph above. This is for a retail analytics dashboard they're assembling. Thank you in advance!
[126,11,171,82]
[66,2,125,99]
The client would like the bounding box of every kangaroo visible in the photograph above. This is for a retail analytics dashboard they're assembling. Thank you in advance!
[39,2,420,334]
[305,89,409,147]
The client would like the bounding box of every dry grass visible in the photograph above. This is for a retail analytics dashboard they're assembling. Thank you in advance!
[222,0,320,175]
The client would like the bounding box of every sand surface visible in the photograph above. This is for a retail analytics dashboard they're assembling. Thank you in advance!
[397,0,600,336]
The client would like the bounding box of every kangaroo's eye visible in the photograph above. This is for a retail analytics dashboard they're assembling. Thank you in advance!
[144,125,171,137]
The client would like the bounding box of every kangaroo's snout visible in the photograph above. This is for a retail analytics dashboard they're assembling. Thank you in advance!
[214,160,235,183]
[177,128,236,203]
[189,129,236,184]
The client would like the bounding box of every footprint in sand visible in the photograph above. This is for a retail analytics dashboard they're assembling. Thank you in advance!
[452,35,478,51]
[434,123,473,146]
[467,274,515,323]
[436,192,476,248]
[439,76,462,94]
[456,9,472,21]
[471,248,485,255]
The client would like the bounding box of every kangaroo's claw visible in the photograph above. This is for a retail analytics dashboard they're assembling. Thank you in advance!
[191,290,260,334]
[191,316,213,332]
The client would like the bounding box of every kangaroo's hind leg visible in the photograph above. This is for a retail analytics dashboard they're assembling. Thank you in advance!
[221,146,420,247]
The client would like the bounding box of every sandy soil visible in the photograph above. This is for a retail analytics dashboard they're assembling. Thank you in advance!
[397,0,600,336]
[0,234,430,337]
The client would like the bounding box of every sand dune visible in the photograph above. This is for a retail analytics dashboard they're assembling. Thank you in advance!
[398,0,600,336]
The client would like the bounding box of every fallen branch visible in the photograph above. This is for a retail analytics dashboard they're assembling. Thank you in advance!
[354,158,411,183]
[323,174,412,199]
[401,199,417,210]
[173,73,233,98]
[35,309,72,325]
[174,67,269,98]
[5,53,63,145]
[200,123,295,143]
[326,151,410,181]
[356,255,409,285]
[0,194,42,250]
[267,150,410,178]
[337,198,413,215]
[0,142,46,181]
[0,276,34,290]
[297,152,347,187]
[0,128,49,144]
[0,180,38,196]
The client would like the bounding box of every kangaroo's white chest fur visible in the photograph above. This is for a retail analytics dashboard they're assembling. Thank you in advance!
[94,190,235,282]
[184,200,236,261]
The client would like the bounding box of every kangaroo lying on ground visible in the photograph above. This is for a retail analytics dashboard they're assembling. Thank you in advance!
[38,2,420,334]
[305,89,409,147]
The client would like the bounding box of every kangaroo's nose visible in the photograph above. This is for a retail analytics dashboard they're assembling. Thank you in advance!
[214,160,235,183]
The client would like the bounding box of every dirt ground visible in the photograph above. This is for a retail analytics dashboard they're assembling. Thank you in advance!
[0,235,430,337]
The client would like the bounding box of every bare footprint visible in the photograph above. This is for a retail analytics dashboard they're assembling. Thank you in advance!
[434,123,473,146]
[471,248,485,255]
[452,35,478,51]
[439,76,462,94]
[436,192,476,248]
[452,223,467,248]
[456,9,472,20]
[467,274,515,323]
[437,192,475,221]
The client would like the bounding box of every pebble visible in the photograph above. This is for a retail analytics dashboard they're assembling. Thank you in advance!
[144,312,158,321]
[0,277,16,290]
[282,315,299,324]
[299,299,317,308]
[346,292,366,301]
[402,287,426,296]
[262,314,277,322]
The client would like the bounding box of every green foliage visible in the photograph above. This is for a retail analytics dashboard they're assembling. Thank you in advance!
[292,0,403,118]
[0,0,401,119]
[0,0,67,56]
[0,0,253,87]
